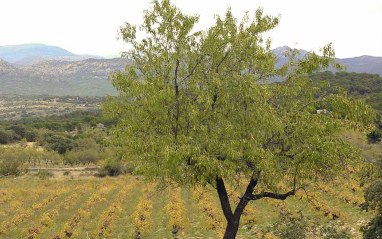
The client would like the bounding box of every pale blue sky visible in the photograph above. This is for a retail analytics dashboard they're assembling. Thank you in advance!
[1,0,381,58]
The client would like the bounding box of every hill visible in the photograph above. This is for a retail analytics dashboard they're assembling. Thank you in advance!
[337,55,382,76]
[0,57,127,96]
[0,43,101,65]
[0,44,381,96]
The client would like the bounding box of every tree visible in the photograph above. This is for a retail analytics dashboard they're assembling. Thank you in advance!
[103,1,375,238]
[361,155,382,238]
[0,128,12,144]
[9,124,26,139]
[46,135,76,154]
[25,128,38,142]
[0,149,24,176]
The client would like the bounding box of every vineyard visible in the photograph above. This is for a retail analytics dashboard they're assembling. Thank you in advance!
[0,174,374,239]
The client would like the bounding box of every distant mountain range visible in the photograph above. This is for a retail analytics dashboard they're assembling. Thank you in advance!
[0,43,102,65]
[273,46,382,76]
[0,44,381,96]
[0,57,127,96]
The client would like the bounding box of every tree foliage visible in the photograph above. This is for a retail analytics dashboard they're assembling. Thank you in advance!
[361,155,382,238]
[0,148,27,176]
[46,135,76,154]
[103,1,375,237]
[310,71,382,129]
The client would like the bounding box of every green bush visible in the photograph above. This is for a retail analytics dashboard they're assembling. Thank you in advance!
[0,158,23,176]
[261,208,351,239]
[367,130,382,144]
[361,216,382,239]
[46,135,76,154]
[98,158,124,177]
[64,149,100,166]
[0,128,17,144]
[25,128,38,142]
[361,156,382,239]
[9,124,26,138]
[0,150,25,176]
[36,170,53,180]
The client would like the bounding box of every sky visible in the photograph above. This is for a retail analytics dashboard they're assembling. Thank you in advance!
[1,0,382,58]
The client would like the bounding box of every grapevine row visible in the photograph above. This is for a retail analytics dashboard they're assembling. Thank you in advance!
[165,184,186,237]
[0,186,70,236]
[192,186,225,238]
[130,182,156,238]
[91,180,140,238]
[23,180,97,239]
[54,180,117,238]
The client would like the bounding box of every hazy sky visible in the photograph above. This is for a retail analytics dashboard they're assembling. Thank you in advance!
[1,0,381,58]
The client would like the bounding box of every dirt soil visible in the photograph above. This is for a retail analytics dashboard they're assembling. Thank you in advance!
[28,166,99,179]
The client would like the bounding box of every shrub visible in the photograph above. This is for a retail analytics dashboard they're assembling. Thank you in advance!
[98,158,124,177]
[261,208,351,239]
[0,128,16,144]
[361,157,382,239]
[64,149,100,166]
[46,135,76,154]
[25,128,38,142]
[361,216,382,239]
[367,129,382,144]
[0,158,23,176]
[0,150,25,176]
[9,124,26,138]
[36,170,53,180]
[63,170,71,176]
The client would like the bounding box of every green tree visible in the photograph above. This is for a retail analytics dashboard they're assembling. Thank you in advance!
[0,149,25,176]
[9,124,26,138]
[25,128,38,142]
[361,155,382,238]
[46,135,76,154]
[0,128,12,144]
[103,1,375,238]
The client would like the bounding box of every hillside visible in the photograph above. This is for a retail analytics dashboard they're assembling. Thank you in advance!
[0,44,381,96]
[0,44,101,65]
[337,56,382,76]
[0,58,127,96]
[273,46,382,76]
[310,71,382,130]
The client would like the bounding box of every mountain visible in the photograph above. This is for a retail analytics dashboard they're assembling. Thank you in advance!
[336,56,382,76]
[0,57,127,96]
[272,46,382,76]
[0,44,381,96]
[0,44,102,65]
[272,46,309,70]
[0,58,21,75]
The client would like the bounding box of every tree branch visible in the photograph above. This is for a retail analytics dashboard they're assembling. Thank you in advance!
[216,178,233,221]
[247,187,302,201]
[173,57,180,140]
[298,92,329,111]
[232,171,261,219]
[182,56,201,82]
[216,50,230,71]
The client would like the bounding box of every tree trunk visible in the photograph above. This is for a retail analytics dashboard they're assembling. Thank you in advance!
[216,174,259,239]
[223,216,241,239]
[216,177,251,239]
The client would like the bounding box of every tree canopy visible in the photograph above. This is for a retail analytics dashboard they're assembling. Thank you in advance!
[103,1,375,238]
